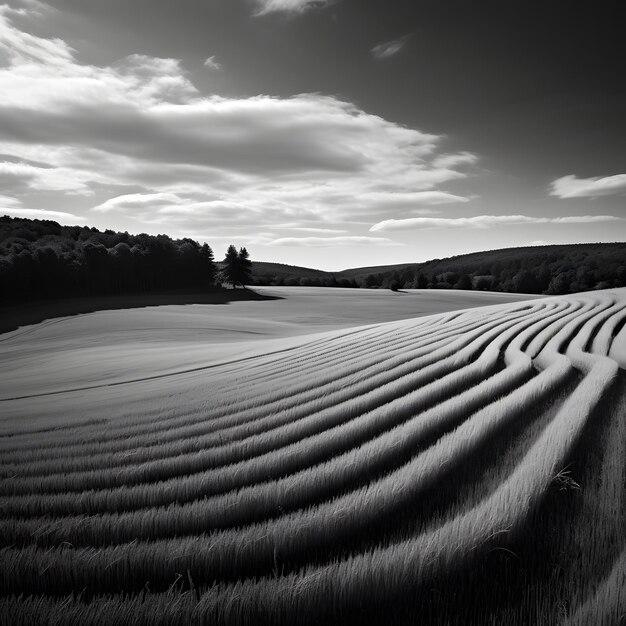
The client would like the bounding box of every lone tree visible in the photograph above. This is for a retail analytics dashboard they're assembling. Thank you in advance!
[220,245,253,288]
[238,247,252,286]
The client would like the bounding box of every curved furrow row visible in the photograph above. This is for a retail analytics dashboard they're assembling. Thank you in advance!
[0,297,585,590]
[0,304,547,496]
[591,303,626,356]
[0,308,506,461]
[0,321,412,442]
[0,317,465,468]
[0,307,534,472]
[201,368,615,625]
[609,313,626,368]
[1,291,624,625]
[0,302,569,520]
[0,303,549,530]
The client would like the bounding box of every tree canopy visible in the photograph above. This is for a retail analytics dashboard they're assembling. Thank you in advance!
[220,245,253,288]
[0,216,218,303]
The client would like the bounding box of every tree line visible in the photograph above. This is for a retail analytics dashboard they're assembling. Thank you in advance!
[0,217,250,303]
[2,216,624,302]
[252,243,626,295]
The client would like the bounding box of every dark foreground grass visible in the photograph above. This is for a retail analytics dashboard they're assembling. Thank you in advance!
[359,371,626,626]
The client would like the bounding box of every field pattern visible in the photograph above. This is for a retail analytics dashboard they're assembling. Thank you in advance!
[1,289,626,625]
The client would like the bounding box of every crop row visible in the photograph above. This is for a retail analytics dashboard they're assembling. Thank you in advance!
[0,308,509,463]
[1,291,624,625]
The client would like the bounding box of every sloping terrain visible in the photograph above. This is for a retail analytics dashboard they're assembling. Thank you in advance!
[0,288,625,625]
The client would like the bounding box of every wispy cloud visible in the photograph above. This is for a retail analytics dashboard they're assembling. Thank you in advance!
[360,191,470,206]
[0,160,97,194]
[92,193,185,213]
[372,34,412,59]
[550,174,626,198]
[274,226,348,234]
[268,236,400,247]
[1,186,83,222]
[433,152,479,169]
[203,55,222,71]
[2,206,84,221]
[370,214,622,232]
[252,0,336,16]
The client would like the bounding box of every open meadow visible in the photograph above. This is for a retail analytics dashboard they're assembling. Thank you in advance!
[1,287,625,625]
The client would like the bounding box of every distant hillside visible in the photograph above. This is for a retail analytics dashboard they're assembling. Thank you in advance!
[250,261,330,281]
[337,263,417,280]
[1,215,624,298]
[253,243,626,295]
[349,243,626,294]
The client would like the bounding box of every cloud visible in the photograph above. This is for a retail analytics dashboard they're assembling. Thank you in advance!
[92,192,185,212]
[0,6,477,243]
[203,55,222,71]
[359,191,470,207]
[550,174,626,198]
[433,152,478,169]
[2,207,84,221]
[0,193,22,210]
[372,34,412,59]
[1,186,83,223]
[274,226,348,234]
[0,160,97,194]
[0,3,73,67]
[268,236,400,247]
[251,0,335,16]
[370,214,622,232]
[0,0,47,18]
[92,191,298,231]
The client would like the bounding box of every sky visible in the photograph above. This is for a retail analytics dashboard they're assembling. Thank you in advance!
[0,0,624,270]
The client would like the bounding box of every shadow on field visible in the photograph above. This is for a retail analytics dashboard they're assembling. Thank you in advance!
[0,288,283,335]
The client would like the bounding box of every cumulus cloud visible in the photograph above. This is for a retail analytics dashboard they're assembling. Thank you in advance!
[268,236,399,247]
[0,5,477,242]
[203,55,222,71]
[252,0,336,16]
[372,34,412,59]
[550,174,626,198]
[370,214,622,232]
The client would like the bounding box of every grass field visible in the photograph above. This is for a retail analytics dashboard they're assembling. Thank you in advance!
[0,287,625,625]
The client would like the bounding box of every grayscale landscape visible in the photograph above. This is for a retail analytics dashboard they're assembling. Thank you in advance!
[0,0,625,624]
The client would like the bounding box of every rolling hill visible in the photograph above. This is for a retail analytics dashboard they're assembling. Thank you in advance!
[253,243,626,294]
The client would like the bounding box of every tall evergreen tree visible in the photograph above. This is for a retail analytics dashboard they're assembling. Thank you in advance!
[220,245,253,288]
[220,245,240,288]
[237,247,253,287]
[201,243,217,287]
